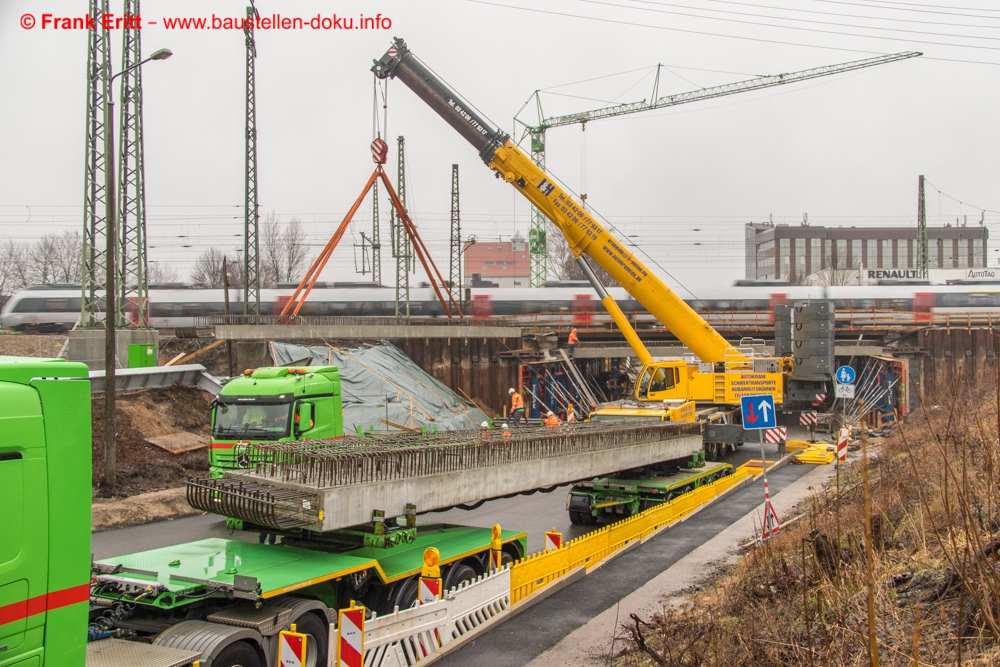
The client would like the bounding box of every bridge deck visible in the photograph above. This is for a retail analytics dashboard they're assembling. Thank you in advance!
[189,422,703,532]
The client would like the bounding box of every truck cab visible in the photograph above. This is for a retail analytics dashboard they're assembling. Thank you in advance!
[210,366,343,475]
[0,356,91,667]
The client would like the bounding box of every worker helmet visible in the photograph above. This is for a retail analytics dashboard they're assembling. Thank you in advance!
[501,423,509,430]
[546,410,553,416]
[509,388,516,394]
[480,421,489,428]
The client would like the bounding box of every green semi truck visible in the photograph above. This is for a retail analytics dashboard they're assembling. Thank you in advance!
[210,366,344,476]
[0,356,524,667]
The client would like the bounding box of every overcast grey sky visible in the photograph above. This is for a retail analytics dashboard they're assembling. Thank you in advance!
[1,0,998,296]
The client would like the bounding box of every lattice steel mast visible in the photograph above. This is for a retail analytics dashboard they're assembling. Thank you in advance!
[116,0,150,327]
[81,0,111,327]
[393,135,410,318]
[370,180,381,285]
[515,51,922,287]
[917,174,928,278]
[243,4,261,315]
[449,164,461,306]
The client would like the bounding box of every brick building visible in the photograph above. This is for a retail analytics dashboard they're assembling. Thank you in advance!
[462,232,530,288]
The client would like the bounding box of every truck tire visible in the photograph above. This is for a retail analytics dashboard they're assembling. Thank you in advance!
[390,577,420,611]
[213,641,262,667]
[294,612,328,667]
[569,510,596,525]
[444,563,477,592]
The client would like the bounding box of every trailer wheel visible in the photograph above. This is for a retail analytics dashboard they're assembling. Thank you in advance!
[213,641,262,667]
[705,443,718,461]
[444,563,477,592]
[294,612,329,667]
[391,577,420,611]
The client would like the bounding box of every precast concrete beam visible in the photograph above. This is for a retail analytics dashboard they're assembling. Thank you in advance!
[223,432,702,532]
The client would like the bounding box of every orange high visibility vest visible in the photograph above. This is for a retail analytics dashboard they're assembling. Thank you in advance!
[568,329,578,344]
[511,393,524,411]
[544,414,560,427]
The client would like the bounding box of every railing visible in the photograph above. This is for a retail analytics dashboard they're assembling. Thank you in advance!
[200,310,1000,333]
[508,465,754,604]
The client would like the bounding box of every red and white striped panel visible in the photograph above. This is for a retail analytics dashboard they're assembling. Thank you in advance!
[799,411,818,427]
[811,394,827,407]
[764,427,787,444]
[337,607,365,667]
[837,427,849,462]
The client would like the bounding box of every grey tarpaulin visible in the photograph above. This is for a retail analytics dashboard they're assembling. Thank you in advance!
[269,341,487,433]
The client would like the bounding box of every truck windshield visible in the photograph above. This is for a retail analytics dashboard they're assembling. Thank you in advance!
[213,402,291,440]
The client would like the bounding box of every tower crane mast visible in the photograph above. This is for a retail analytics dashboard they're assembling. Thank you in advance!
[516,51,922,286]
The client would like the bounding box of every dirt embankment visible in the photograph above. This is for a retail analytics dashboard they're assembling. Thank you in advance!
[0,333,67,358]
[91,386,213,498]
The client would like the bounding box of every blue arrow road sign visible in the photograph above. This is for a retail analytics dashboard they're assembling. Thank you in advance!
[835,366,856,385]
[741,394,776,430]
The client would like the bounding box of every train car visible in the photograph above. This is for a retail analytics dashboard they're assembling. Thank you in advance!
[6,281,1000,333]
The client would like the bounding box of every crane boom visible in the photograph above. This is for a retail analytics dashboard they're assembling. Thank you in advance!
[522,51,921,132]
[372,38,736,364]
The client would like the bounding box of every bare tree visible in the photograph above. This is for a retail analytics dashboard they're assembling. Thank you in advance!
[811,251,861,286]
[259,213,283,288]
[282,218,308,284]
[190,247,242,288]
[47,231,82,283]
[259,214,310,287]
[545,220,615,285]
[148,261,180,284]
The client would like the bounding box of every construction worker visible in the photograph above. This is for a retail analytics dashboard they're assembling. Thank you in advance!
[509,388,525,428]
[544,410,560,427]
[567,327,579,356]
[566,403,575,423]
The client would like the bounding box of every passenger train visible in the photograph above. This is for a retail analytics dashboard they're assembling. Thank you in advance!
[3,281,1000,332]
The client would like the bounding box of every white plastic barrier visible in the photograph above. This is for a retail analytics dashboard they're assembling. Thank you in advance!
[362,567,511,666]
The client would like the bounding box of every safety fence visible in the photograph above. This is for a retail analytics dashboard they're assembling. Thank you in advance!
[352,463,758,665]
[508,465,755,604]
[362,567,510,666]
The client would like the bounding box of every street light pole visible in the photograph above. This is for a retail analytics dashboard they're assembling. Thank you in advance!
[103,47,172,488]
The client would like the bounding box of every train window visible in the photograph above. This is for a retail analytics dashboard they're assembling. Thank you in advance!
[12,297,80,313]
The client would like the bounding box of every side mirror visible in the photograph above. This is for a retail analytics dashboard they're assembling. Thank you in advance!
[295,403,313,437]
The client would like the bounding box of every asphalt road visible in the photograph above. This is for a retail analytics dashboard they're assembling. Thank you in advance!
[435,461,812,667]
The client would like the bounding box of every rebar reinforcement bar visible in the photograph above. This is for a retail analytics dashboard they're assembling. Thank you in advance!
[186,478,320,529]
[232,421,700,489]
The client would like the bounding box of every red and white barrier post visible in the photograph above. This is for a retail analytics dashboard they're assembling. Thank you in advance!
[336,605,365,667]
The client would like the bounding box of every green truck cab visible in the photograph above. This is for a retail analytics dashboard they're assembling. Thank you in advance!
[0,356,91,667]
[210,366,344,475]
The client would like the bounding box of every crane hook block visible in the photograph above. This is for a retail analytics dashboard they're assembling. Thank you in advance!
[371,137,389,164]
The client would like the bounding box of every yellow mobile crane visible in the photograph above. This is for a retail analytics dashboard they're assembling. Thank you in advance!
[372,39,902,454]
[373,40,783,385]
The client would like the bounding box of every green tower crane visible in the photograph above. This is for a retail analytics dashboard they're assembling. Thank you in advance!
[514,51,921,287]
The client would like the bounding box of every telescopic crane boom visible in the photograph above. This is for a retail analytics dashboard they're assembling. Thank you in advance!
[373,38,735,366]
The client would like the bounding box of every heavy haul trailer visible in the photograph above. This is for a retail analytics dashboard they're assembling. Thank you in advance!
[0,356,525,667]
[371,38,833,453]
[209,366,344,476]
[567,459,733,525]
